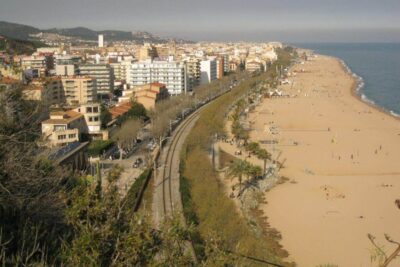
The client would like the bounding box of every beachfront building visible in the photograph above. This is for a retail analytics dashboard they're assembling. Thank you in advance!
[129,59,187,95]
[183,57,201,91]
[245,60,265,72]
[216,56,225,79]
[61,76,97,105]
[200,58,217,84]
[79,63,114,97]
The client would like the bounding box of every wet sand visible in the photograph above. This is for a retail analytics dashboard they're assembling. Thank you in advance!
[248,55,400,266]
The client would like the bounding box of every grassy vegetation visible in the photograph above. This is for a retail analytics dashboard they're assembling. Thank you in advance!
[179,49,295,266]
[219,148,237,169]
[87,140,114,156]
[124,168,152,212]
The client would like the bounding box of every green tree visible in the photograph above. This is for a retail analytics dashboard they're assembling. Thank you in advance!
[100,104,112,128]
[246,141,260,155]
[128,101,147,119]
[227,159,251,195]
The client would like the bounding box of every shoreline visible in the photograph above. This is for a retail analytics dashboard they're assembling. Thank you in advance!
[339,57,400,120]
[319,53,400,120]
[250,54,400,266]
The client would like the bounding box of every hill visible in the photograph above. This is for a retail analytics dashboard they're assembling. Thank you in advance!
[0,35,47,55]
[0,21,40,40]
[0,21,189,43]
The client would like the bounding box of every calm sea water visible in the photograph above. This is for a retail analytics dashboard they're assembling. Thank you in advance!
[293,43,400,116]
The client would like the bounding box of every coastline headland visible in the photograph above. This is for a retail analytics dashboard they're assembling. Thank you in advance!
[248,53,400,266]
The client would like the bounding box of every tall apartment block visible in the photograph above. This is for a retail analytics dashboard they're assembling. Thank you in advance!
[79,64,114,97]
[183,58,200,91]
[61,76,97,105]
[200,58,217,85]
[98,34,104,48]
[130,60,187,95]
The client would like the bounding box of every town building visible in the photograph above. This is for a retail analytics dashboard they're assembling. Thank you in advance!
[200,58,217,84]
[61,76,97,105]
[98,34,104,48]
[23,77,64,105]
[41,110,85,147]
[21,54,52,77]
[138,44,157,61]
[41,102,107,147]
[129,59,187,95]
[183,58,200,91]
[54,54,82,76]
[79,63,114,97]
[128,83,169,110]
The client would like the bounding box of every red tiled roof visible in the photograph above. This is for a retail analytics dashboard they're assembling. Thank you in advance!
[150,82,166,87]
[109,102,132,119]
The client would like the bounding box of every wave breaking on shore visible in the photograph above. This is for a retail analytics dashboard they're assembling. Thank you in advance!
[338,58,400,118]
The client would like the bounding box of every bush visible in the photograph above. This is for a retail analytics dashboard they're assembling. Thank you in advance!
[87,140,114,156]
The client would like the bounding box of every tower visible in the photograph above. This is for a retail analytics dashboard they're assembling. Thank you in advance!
[98,34,104,48]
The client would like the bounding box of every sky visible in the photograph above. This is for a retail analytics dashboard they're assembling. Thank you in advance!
[1,0,400,42]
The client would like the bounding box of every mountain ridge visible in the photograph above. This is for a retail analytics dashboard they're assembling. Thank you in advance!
[0,21,190,44]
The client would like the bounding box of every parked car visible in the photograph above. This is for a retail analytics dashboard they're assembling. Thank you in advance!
[132,158,143,168]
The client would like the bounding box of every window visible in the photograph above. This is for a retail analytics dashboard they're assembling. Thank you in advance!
[94,116,99,122]
[86,107,93,113]
[89,117,93,122]
[93,106,99,113]
[68,134,76,139]
[58,134,66,140]
[54,125,66,131]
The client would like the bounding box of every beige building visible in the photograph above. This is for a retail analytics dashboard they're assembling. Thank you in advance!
[245,60,265,72]
[23,77,64,105]
[73,103,108,140]
[42,103,108,147]
[61,76,97,105]
[184,58,200,91]
[41,110,84,147]
[119,83,169,110]
[138,44,157,61]
[133,83,169,110]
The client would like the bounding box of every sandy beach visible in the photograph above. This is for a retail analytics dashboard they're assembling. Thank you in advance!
[244,55,400,266]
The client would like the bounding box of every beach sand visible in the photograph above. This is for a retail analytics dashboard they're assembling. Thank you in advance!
[248,55,400,267]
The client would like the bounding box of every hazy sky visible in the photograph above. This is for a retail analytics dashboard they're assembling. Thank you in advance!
[1,0,400,42]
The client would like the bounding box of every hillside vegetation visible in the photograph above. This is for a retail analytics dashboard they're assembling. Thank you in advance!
[180,48,295,266]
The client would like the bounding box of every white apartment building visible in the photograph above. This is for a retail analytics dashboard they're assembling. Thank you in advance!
[110,60,132,82]
[54,55,82,76]
[129,60,187,95]
[200,58,217,85]
[98,34,104,48]
[21,55,50,77]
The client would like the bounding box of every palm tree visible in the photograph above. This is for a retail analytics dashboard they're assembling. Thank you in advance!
[247,165,262,181]
[246,141,260,155]
[256,148,271,178]
[227,159,250,194]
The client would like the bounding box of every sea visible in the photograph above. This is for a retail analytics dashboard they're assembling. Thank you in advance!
[293,43,400,117]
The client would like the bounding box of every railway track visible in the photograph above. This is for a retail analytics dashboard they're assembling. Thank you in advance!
[160,106,203,218]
